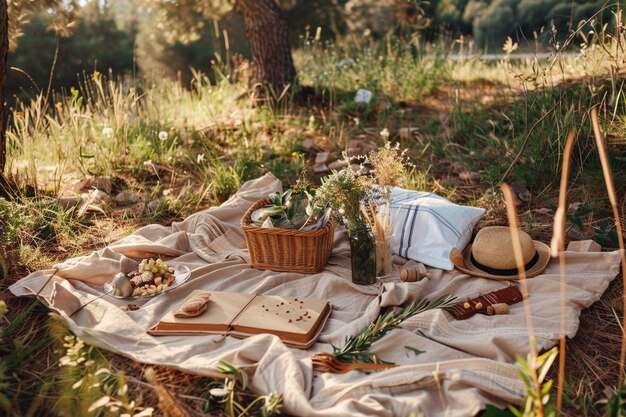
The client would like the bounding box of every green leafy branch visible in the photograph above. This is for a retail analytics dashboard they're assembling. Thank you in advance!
[205,360,282,417]
[332,295,457,364]
[483,342,558,417]
[511,345,558,417]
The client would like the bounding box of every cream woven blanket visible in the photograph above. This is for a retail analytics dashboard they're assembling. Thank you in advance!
[9,173,622,417]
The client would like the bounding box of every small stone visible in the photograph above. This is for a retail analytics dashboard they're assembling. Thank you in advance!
[459,171,480,184]
[569,202,583,212]
[131,200,146,217]
[347,140,362,150]
[301,138,316,152]
[376,99,391,112]
[346,147,361,157]
[82,189,110,205]
[313,163,329,174]
[58,197,80,210]
[350,164,369,175]
[72,178,93,192]
[566,225,586,241]
[398,127,419,139]
[508,181,531,204]
[315,151,330,165]
[450,162,465,174]
[567,240,601,252]
[91,176,112,194]
[146,199,163,214]
[328,160,348,170]
[115,189,141,205]
[360,141,378,155]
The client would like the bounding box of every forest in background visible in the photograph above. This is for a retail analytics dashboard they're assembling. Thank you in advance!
[5,0,613,103]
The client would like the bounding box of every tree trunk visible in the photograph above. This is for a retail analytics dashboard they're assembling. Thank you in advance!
[234,0,296,95]
[0,0,7,173]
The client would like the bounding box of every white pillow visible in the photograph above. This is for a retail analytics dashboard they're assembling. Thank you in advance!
[389,187,485,270]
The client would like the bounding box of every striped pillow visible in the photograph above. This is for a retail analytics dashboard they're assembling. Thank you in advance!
[389,188,485,270]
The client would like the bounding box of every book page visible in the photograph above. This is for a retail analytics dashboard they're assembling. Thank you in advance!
[156,290,256,331]
[233,294,329,340]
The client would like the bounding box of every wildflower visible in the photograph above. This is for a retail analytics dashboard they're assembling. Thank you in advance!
[379,128,389,139]
[102,127,114,138]
[209,387,231,397]
[261,392,283,415]
[196,153,205,164]
[143,160,153,167]
[353,117,360,126]
[209,377,235,397]
[15,111,23,117]
[502,36,518,54]
[55,101,63,108]
[337,58,356,68]
[367,141,408,188]
[92,70,101,78]
[158,131,168,141]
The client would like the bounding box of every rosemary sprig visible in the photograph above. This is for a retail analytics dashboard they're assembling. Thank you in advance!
[332,295,457,364]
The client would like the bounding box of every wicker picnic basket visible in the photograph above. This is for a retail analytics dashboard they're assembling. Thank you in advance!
[241,198,335,273]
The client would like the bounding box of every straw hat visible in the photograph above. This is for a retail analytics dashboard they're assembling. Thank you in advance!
[450,226,551,280]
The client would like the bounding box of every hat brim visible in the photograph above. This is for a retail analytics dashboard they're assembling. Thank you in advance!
[454,240,551,280]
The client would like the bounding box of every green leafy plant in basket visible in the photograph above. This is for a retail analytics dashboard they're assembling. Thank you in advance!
[252,180,325,231]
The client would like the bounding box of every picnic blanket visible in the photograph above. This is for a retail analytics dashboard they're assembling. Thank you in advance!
[9,173,623,417]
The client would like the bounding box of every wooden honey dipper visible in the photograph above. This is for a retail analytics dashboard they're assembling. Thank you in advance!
[400,264,432,282]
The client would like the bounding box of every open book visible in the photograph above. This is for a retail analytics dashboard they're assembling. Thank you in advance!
[149,290,332,349]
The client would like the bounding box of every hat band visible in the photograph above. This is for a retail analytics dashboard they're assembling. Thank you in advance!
[471,250,540,276]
